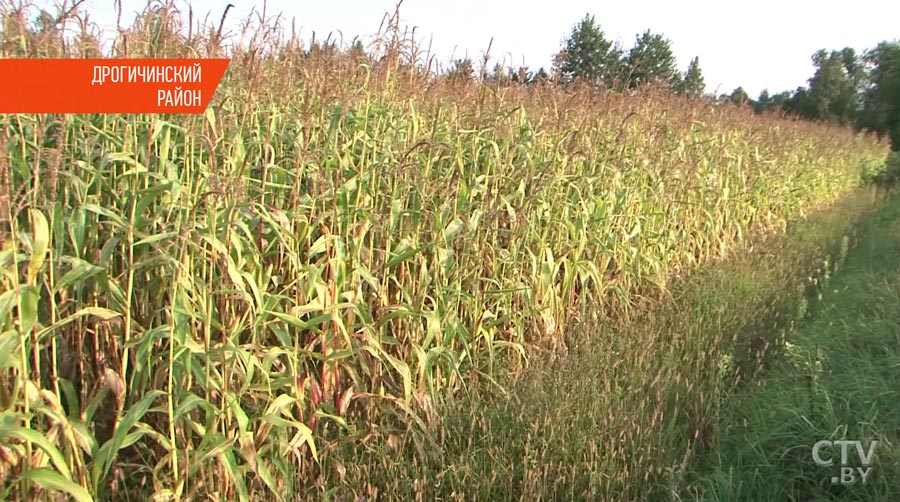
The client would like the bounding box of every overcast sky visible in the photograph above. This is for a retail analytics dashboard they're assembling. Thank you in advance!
[58,1,900,97]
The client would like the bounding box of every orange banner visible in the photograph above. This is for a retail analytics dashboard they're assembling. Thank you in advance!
[0,58,230,114]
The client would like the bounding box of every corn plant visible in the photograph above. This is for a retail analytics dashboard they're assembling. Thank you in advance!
[0,1,890,500]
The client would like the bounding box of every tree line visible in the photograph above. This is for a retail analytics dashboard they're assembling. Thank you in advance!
[443,14,900,151]
[446,14,705,99]
[749,44,900,151]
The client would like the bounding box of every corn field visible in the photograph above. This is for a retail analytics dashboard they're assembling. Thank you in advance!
[0,1,890,500]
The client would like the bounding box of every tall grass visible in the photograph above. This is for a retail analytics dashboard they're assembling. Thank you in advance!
[685,193,900,502]
[0,1,890,500]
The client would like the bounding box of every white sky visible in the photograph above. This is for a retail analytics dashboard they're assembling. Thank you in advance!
[55,1,900,97]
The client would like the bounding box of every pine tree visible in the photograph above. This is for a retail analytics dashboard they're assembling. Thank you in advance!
[674,56,705,98]
[624,30,678,90]
[446,58,474,83]
[553,14,622,88]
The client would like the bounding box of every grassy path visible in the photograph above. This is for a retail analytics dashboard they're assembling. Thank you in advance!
[682,193,900,501]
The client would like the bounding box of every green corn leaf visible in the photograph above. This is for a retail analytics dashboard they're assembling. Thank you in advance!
[18,286,39,335]
[55,258,105,292]
[4,427,74,480]
[22,468,94,502]
[92,390,164,488]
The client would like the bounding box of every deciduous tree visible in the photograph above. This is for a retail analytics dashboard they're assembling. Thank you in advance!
[860,41,900,150]
[806,48,864,125]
